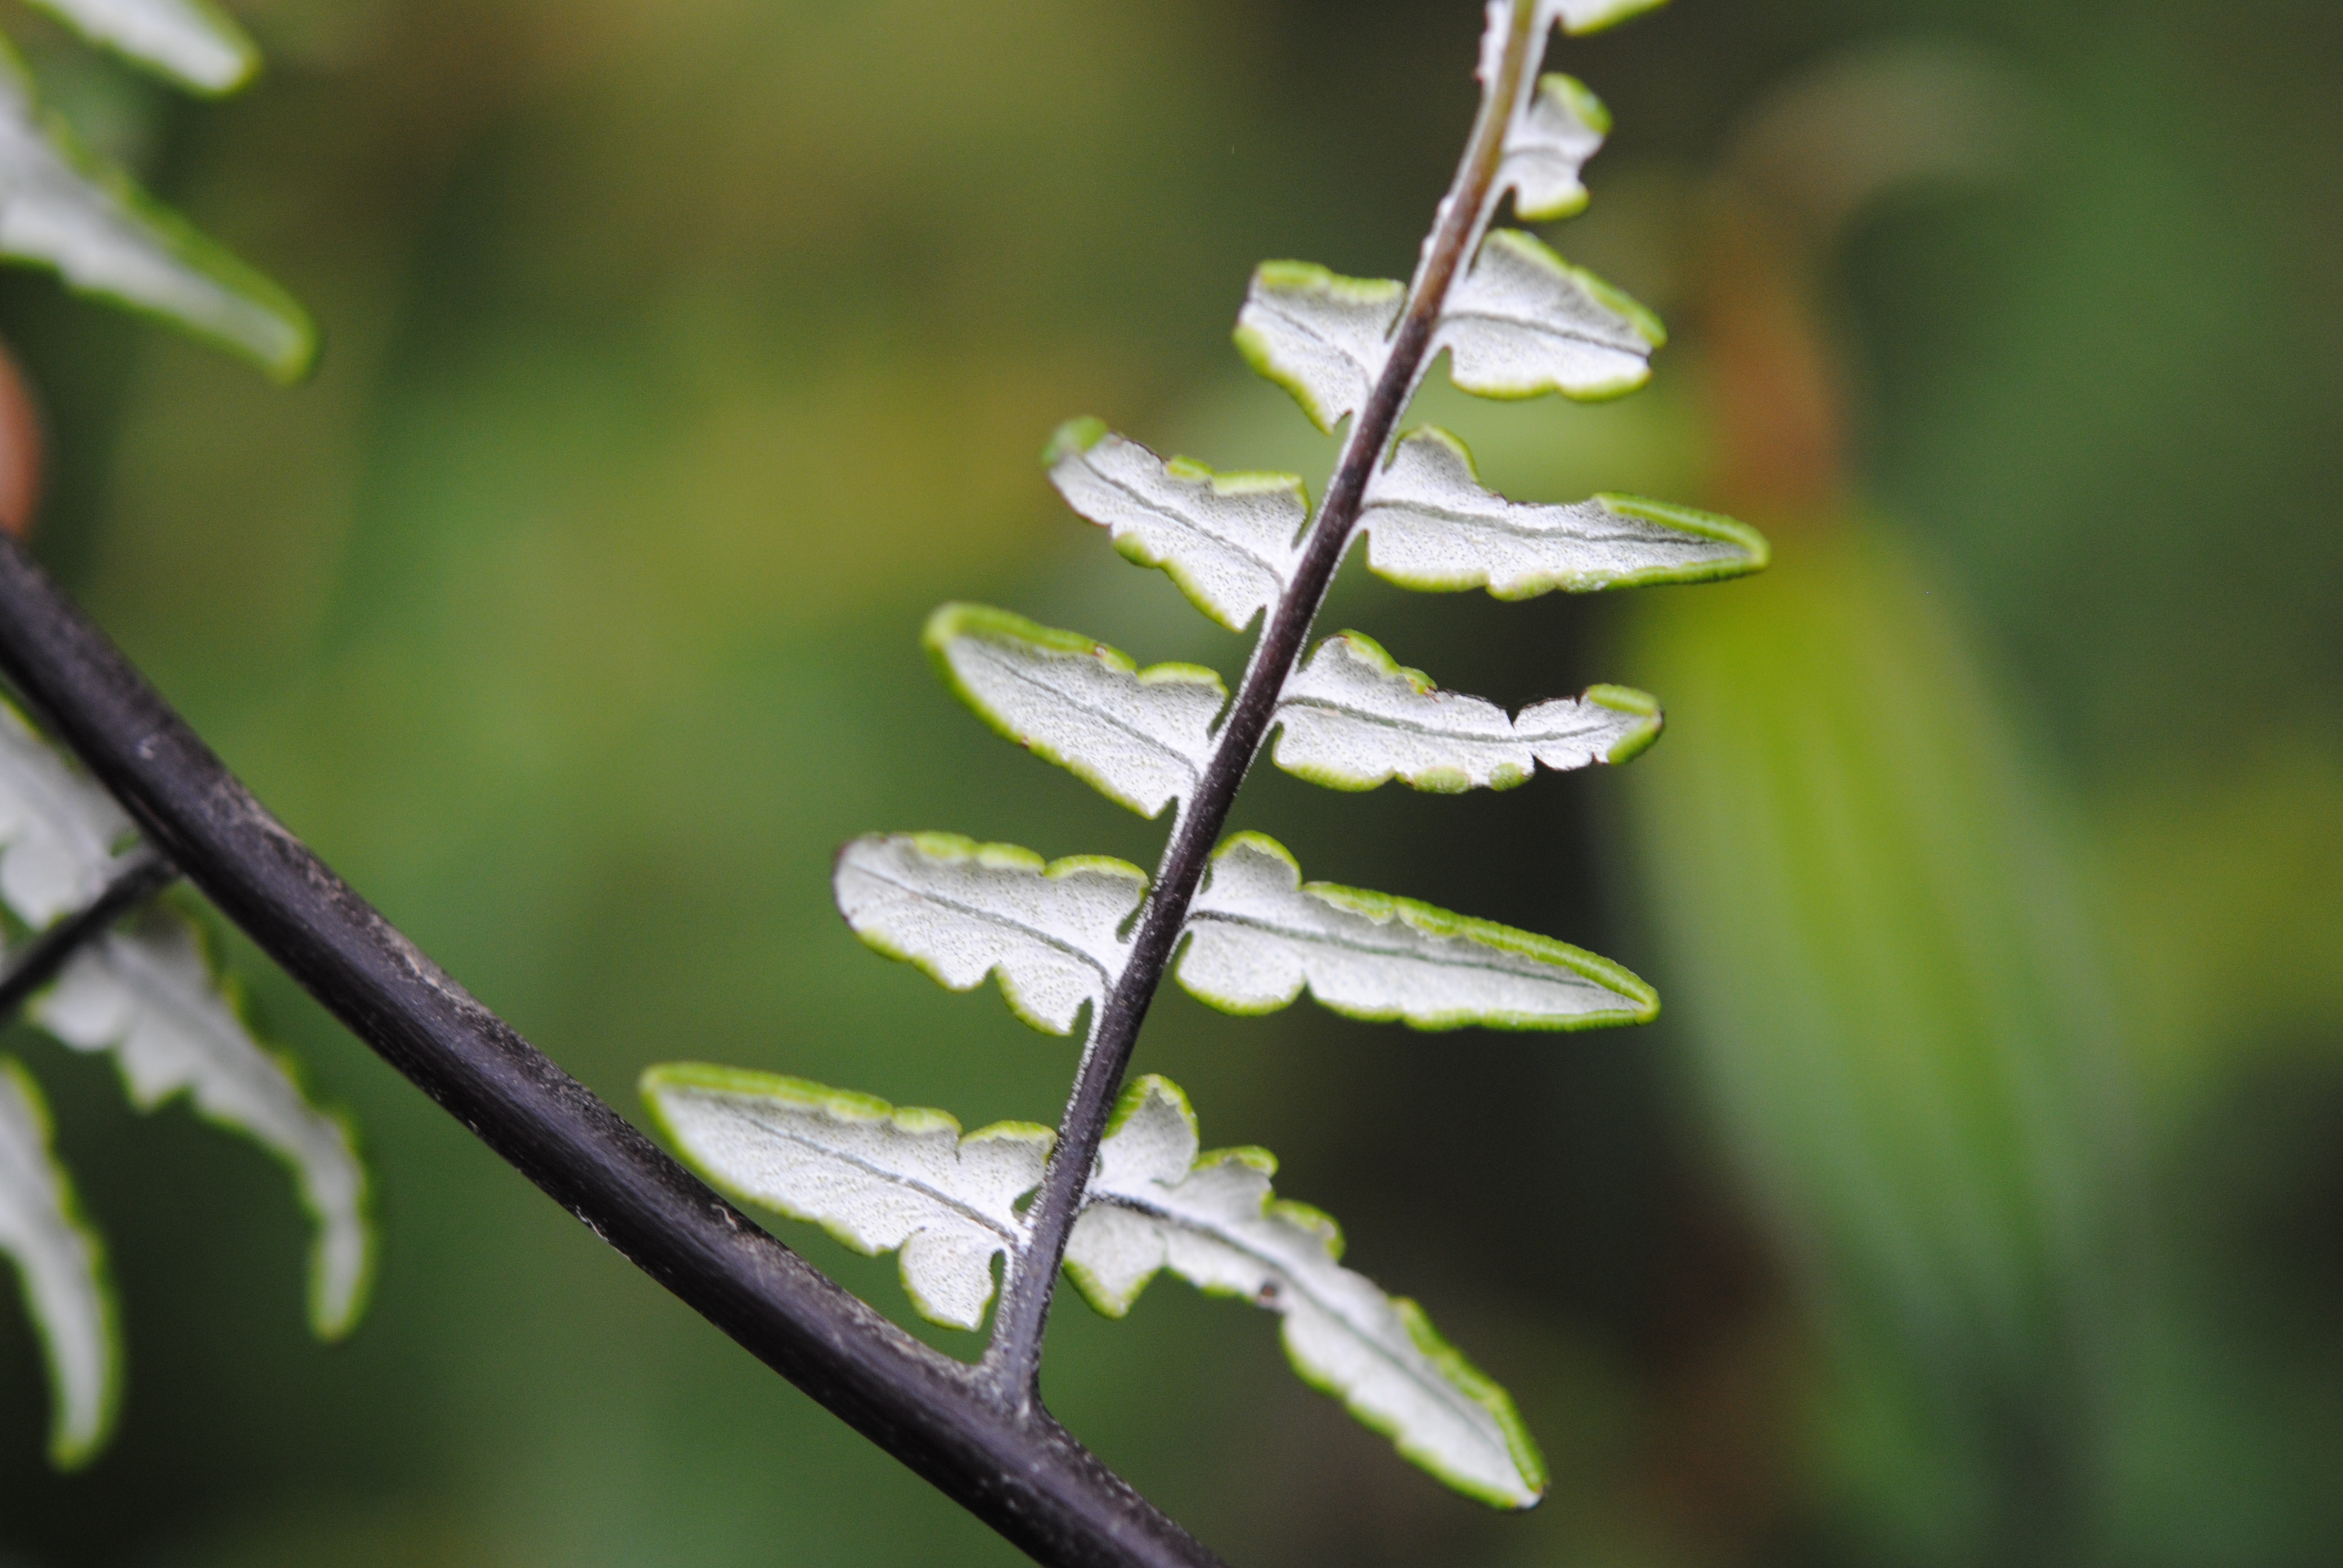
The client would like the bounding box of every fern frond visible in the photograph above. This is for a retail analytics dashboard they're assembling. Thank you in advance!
[31,910,373,1338]
[0,694,375,1463]
[675,0,1755,1517]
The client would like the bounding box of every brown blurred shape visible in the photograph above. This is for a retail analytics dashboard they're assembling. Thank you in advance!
[0,336,42,537]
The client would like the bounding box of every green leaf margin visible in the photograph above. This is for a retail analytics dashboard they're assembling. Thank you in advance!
[0,1056,120,1469]
[640,1062,1055,1327]
[1363,426,1771,599]
[1510,74,1610,224]
[840,834,1150,1035]
[1553,0,1671,39]
[1233,261,1405,434]
[1064,1074,1547,1510]
[29,0,261,97]
[0,43,315,380]
[99,902,376,1339]
[1447,229,1665,405]
[922,602,1228,818]
[1181,832,1659,1030]
[1044,418,1313,632]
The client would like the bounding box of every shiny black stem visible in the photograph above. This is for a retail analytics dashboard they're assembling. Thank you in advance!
[0,534,1227,1568]
[983,0,1539,1408]
[0,851,178,1022]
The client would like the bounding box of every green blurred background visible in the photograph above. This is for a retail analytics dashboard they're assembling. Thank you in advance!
[0,0,2338,1563]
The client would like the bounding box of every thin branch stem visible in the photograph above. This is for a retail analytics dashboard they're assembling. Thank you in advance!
[985,0,1544,1406]
[0,536,1227,1568]
[0,851,178,1021]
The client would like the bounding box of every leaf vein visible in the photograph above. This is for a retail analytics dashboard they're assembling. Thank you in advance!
[974,651,1204,782]
[1188,909,1600,987]
[1088,1189,1490,1433]
[1093,472,1293,581]
[852,866,1125,977]
[732,1106,1024,1246]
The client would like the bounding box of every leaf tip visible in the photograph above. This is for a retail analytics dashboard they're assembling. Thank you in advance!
[302,1105,376,1343]
[0,1059,122,1471]
[1547,73,1612,137]
[1213,829,1299,874]
[1394,1295,1550,1507]
[1043,416,1108,467]
[1585,684,1665,765]
[1106,1073,1197,1143]
[1549,0,1672,38]
[263,313,323,385]
[1201,1143,1279,1177]
[1231,320,1336,436]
